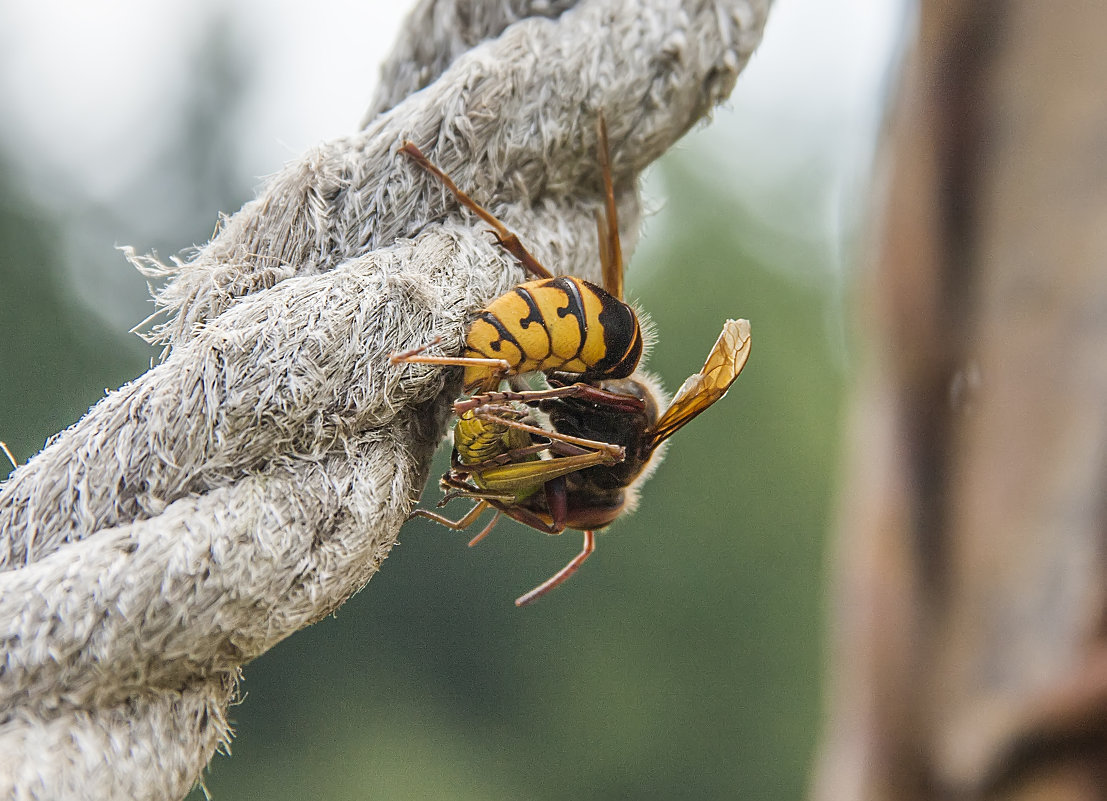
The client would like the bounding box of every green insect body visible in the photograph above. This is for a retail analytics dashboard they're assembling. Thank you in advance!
[450,409,614,503]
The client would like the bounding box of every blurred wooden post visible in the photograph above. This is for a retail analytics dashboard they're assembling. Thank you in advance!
[814,3,1107,799]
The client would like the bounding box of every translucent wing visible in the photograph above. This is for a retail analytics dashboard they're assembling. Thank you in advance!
[647,319,752,450]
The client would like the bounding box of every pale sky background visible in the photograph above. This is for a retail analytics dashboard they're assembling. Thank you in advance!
[0,0,910,327]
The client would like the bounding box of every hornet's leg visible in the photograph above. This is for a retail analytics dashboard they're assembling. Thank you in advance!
[390,337,511,380]
[470,407,624,461]
[454,382,646,416]
[514,530,596,607]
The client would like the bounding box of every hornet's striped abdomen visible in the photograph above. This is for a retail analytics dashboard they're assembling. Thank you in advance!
[463,276,643,391]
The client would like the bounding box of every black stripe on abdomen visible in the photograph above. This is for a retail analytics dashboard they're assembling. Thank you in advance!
[513,285,553,358]
[477,310,521,354]
[550,276,589,360]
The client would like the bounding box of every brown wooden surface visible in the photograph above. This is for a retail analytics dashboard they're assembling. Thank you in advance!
[814,3,1107,799]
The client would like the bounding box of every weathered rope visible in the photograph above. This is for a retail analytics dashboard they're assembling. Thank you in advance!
[0,1,768,798]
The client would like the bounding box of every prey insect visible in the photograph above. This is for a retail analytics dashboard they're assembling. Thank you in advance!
[409,407,625,602]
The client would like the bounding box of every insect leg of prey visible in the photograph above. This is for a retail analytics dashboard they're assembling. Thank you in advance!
[464,447,622,495]
[466,511,502,547]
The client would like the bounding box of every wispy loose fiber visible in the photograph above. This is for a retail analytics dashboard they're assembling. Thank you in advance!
[0,1,768,798]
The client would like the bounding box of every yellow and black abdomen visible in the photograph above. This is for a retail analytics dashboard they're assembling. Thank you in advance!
[462,276,642,391]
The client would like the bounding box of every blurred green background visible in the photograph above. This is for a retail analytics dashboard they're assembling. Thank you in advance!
[0,2,902,798]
